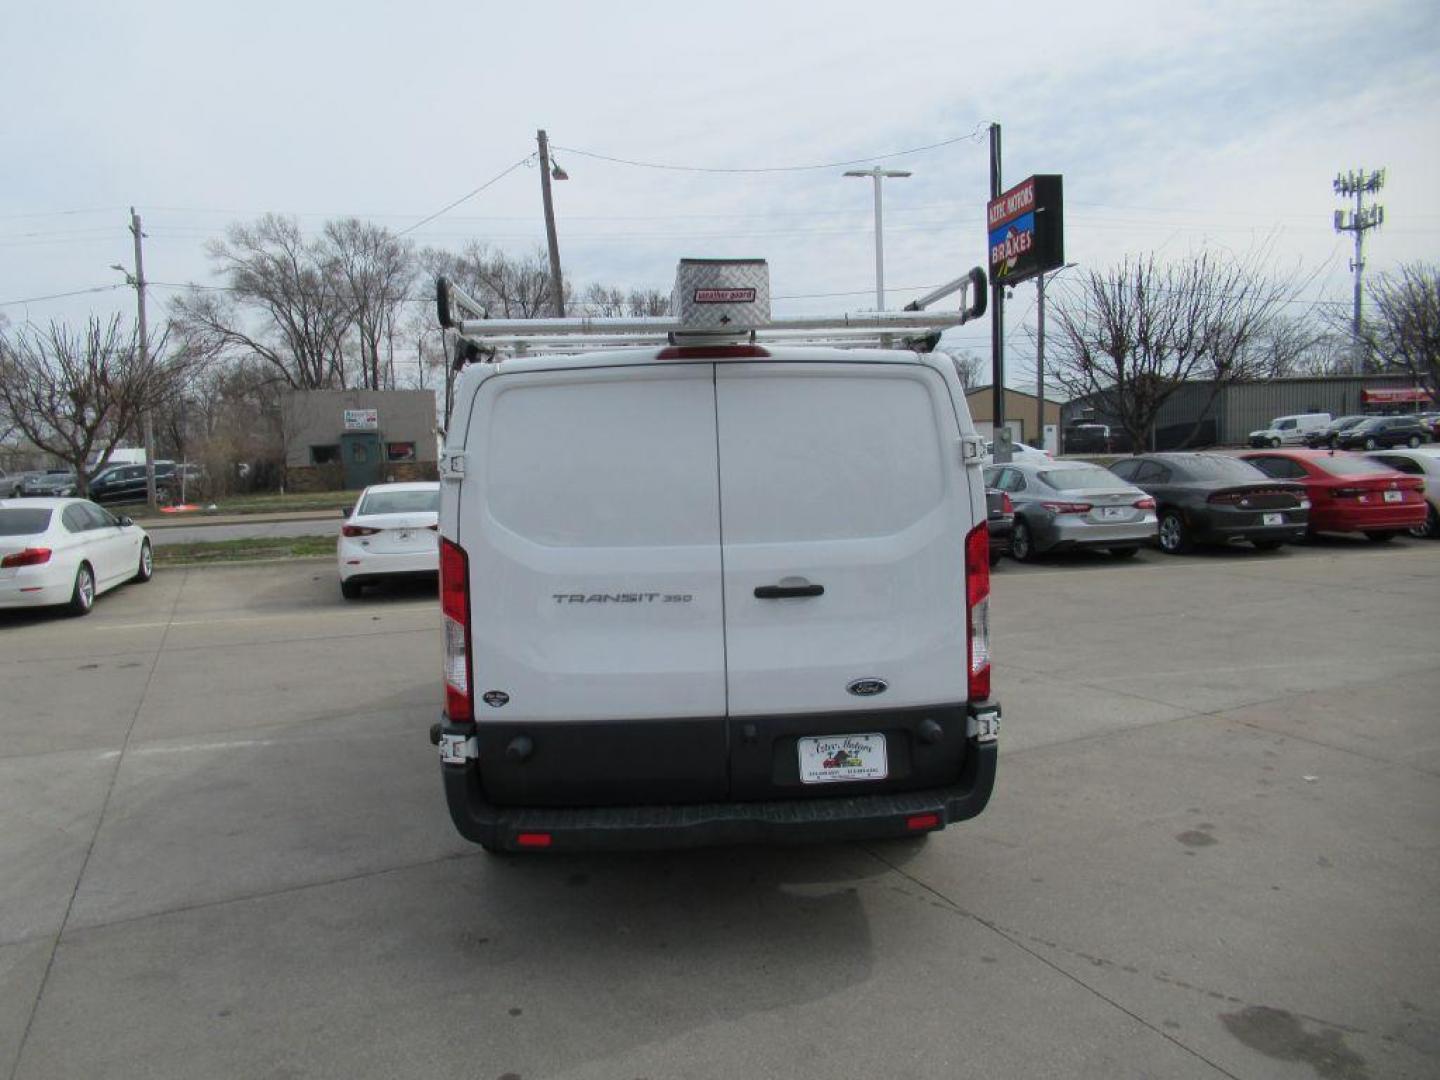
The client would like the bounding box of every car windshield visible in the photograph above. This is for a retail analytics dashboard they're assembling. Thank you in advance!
[1351,418,1383,431]
[358,489,439,516]
[1166,457,1267,482]
[1310,456,1400,477]
[1039,467,1126,490]
[0,508,53,535]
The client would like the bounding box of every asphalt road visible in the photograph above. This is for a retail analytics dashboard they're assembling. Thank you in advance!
[2,540,1438,1079]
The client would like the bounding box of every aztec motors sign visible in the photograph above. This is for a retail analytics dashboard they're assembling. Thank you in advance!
[987,175,1064,285]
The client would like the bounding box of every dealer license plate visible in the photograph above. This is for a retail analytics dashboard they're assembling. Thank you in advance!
[1098,506,1128,521]
[1263,513,1284,526]
[1384,490,1403,503]
[798,733,888,784]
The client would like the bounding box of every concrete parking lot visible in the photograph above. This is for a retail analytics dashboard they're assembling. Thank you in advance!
[2,541,1438,1079]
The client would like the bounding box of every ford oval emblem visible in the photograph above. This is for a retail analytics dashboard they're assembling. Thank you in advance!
[847,678,888,697]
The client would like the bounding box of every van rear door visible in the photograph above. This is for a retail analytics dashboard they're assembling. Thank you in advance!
[714,360,973,796]
[459,363,728,804]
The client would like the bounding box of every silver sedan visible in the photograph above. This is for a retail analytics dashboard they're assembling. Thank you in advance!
[983,461,1158,561]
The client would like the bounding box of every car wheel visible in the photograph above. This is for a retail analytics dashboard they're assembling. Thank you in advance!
[134,540,153,583]
[68,563,96,616]
[1410,505,1439,540]
[340,578,364,600]
[1269,437,1281,448]
[1157,511,1191,555]
[1407,435,1421,448]
[988,548,1002,568]
[1107,547,1139,559]
[1010,520,1036,563]
[1364,530,1397,543]
[1363,436,1377,450]
[1252,539,1285,551]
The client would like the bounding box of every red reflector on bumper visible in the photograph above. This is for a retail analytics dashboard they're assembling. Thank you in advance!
[906,813,941,832]
[516,833,552,848]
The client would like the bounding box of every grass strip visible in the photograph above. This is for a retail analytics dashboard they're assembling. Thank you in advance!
[154,534,335,566]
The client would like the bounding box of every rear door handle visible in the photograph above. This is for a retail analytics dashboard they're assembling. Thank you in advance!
[754,578,824,599]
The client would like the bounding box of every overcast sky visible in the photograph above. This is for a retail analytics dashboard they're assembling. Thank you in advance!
[3,0,1437,386]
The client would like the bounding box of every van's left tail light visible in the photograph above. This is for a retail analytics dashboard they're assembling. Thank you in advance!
[439,537,473,722]
[964,522,991,701]
[1,548,52,568]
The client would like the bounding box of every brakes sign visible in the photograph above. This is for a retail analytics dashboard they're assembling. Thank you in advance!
[987,174,1064,285]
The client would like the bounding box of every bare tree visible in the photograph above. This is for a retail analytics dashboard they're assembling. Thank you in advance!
[1360,263,1440,398]
[170,214,351,390]
[1047,253,1296,451]
[322,218,416,391]
[0,318,192,495]
[581,283,670,317]
[937,347,984,390]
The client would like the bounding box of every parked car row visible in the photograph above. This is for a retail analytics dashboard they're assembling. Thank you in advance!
[12,461,193,504]
[986,447,1436,564]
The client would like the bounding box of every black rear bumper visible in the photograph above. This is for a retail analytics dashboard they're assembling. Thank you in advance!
[438,704,998,852]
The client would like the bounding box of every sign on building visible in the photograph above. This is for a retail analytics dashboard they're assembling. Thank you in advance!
[343,408,379,431]
[987,175,1064,285]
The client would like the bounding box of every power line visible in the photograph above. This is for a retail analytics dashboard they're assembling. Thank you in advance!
[551,124,991,174]
[394,156,536,239]
[0,284,127,308]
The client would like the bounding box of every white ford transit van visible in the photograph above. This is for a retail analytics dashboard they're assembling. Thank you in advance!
[431,259,1000,852]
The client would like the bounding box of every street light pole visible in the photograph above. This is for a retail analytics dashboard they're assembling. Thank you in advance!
[844,167,912,309]
[1034,261,1077,452]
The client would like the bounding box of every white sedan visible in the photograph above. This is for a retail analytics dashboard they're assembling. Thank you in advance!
[337,482,441,599]
[1367,447,1440,538]
[0,498,152,614]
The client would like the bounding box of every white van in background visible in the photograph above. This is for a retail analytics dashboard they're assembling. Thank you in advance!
[1248,413,1332,448]
[430,259,1000,853]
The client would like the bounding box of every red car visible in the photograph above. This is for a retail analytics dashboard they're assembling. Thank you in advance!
[1239,449,1426,541]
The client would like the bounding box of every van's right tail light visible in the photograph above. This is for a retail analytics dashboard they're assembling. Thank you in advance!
[964,522,991,701]
[439,537,473,722]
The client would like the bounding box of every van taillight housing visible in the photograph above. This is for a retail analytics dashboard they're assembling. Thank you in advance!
[964,522,991,701]
[439,538,473,722]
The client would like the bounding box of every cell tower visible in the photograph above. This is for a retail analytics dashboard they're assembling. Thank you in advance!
[1333,168,1385,372]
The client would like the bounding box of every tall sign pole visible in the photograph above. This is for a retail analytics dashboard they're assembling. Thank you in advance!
[989,123,1006,462]
[129,208,157,511]
[537,129,566,318]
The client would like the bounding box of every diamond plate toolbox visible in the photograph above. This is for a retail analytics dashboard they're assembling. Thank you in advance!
[672,258,771,330]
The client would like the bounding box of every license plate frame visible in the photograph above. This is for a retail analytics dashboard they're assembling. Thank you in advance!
[1098,506,1128,521]
[1263,512,1284,526]
[798,733,888,784]
[1384,490,1403,504]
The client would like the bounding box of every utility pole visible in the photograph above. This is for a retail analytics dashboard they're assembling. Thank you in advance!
[1333,168,1385,374]
[117,208,157,511]
[537,129,566,318]
[989,123,1007,462]
[843,166,912,309]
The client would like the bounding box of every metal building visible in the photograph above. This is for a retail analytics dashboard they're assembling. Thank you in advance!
[1062,374,1433,449]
